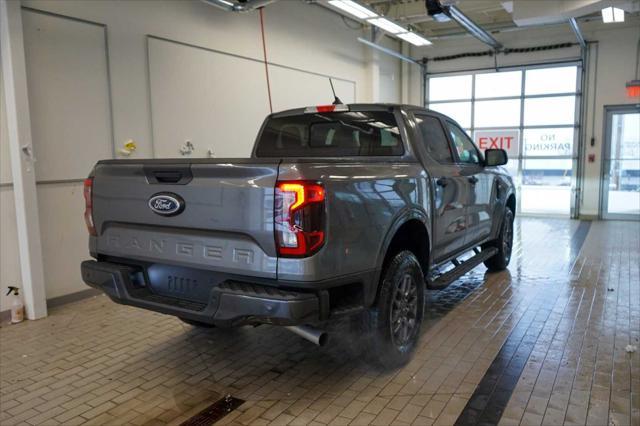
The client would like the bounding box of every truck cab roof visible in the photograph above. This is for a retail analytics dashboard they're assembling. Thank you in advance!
[270,103,448,120]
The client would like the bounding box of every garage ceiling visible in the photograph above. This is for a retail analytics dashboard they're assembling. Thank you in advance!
[364,0,511,36]
[358,0,640,39]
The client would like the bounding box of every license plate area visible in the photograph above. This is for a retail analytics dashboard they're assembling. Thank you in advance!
[146,264,220,303]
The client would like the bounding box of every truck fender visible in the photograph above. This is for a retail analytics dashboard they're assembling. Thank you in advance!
[489,182,516,241]
[366,208,431,307]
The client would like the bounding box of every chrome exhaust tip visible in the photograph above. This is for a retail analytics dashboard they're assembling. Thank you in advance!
[285,325,328,346]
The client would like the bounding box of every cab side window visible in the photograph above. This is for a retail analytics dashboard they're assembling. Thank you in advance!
[446,122,481,165]
[415,115,454,163]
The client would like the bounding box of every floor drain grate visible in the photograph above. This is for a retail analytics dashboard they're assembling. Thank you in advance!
[180,395,245,426]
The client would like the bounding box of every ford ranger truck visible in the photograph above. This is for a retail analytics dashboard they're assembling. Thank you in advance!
[81,103,515,368]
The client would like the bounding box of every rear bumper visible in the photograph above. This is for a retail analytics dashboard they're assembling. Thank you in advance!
[81,260,322,326]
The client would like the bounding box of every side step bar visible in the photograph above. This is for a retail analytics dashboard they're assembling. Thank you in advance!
[427,247,498,290]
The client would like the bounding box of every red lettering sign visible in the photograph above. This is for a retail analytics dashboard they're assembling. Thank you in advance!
[474,131,520,158]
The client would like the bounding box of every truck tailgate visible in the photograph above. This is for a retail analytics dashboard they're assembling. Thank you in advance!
[91,159,279,279]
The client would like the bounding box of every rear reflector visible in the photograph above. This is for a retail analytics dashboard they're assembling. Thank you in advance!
[275,181,326,257]
[83,177,96,236]
[304,104,349,113]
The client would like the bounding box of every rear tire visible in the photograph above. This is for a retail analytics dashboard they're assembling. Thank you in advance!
[179,318,215,328]
[365,251,425,369]
[483,207,514,271]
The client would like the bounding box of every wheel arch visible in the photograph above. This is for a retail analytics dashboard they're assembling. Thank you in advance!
[369,209,431,306]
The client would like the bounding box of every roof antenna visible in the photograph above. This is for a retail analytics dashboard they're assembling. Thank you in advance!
[329,78,343,105]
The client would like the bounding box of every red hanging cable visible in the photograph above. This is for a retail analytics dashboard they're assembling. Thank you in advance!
[259,8,273,113]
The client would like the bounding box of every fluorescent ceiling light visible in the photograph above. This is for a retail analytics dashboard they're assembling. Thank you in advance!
[327,1,431,46]
[397,31,432,46]
[328,0,377,19]
[368,17,406,34]
[601,6,624,23]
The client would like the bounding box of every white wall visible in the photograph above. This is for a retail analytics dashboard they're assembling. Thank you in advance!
[409,17,640,217]
[1,75,24,311]
[377,37,402,103]
[1,0,403,312]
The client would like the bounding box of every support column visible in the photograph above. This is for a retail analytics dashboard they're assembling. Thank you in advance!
[1,0,47,319]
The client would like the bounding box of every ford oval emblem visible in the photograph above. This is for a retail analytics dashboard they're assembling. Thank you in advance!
[148,193,185,216]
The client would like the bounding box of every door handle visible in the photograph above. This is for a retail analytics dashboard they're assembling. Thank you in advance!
[468,176,478,184]
[436,177,449,187]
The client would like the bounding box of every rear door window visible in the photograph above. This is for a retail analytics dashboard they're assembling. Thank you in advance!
[255,111,403,157]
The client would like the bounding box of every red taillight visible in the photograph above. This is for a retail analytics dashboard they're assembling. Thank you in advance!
[83,177,96,236]
[275,181,325,257]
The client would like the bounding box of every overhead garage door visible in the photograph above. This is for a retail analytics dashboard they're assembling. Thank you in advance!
[427,63,581,217]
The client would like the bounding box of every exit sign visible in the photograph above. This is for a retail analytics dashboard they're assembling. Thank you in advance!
[474,130,520,159]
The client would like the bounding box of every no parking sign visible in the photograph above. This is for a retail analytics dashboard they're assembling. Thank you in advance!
[474,130,520,159]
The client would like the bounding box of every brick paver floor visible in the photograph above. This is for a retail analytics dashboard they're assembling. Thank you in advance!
[0,218,637,425]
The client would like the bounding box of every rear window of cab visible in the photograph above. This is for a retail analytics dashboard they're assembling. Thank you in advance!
[255,111,403,157]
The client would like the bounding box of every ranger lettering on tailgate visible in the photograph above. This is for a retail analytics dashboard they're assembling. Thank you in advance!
[105,234,254,265]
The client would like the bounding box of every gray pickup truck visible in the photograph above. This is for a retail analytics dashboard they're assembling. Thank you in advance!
[81,103,515,367]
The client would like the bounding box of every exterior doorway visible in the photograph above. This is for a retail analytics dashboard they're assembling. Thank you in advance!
[600,105,640,220]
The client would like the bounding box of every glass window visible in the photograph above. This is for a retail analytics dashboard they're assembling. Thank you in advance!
[255,111,403,157]
[525,66,578,95]
[523,128,574,157]
[610,113,640,160]
[504,160,518,180]
[428,75,472,101]
[415,115,454,163]
[426,64,581,217]
[428,101,471,128]
[606,160,640,215]
[521,158,573,214]
[447,122,481,165]
[522,158,572,185]
[474,99,521,128]
[524,96,576,126]
[475,71,522,99]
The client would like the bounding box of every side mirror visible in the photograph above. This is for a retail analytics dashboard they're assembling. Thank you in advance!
[484,149,508,167]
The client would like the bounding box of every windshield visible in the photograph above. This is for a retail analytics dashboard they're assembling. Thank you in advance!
[255,111,403,157]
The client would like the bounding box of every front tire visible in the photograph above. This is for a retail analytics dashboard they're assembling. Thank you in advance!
[483,207,514,271]
[366,251,425,369]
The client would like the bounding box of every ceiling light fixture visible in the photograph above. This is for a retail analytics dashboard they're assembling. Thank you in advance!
[397,31,432,46]
[601,6,624,23]
[327,0,432,47]
[368,17,406,34]
[328,0,377,20]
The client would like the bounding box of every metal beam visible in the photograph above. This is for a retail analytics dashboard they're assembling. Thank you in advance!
[446,5,503,50]
[0,0,48,319]
[357,37,423,67]
[569,17,587,48]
